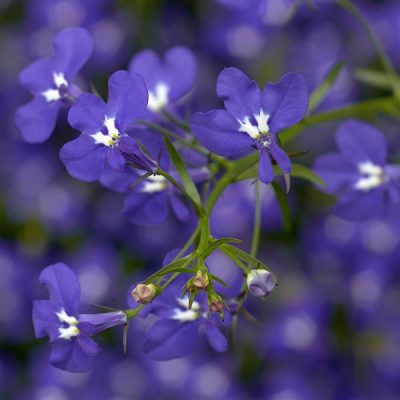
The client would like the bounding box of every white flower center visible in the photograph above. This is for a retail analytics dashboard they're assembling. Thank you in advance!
[238,109,270,140]
[56,308,80,340]
[148,82,170,112]
[140,175,167,194]
[354,161,385,191]
[91,116,121,147]
[42,72,68,102]
[171,297,203,322]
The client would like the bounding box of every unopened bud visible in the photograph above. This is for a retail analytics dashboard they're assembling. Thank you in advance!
[131,283,157,304]
[192,271,209,289]
[210,299,224,313]
[246,269,277,297]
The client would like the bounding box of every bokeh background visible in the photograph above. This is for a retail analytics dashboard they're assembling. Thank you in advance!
[1,0,400,399]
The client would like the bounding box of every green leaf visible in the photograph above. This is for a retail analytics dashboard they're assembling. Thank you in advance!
[209,273,230,288]
[203,237,242,258]
[290,163,325,187]
[221,244,272,273]
[309,62,345,112]
[143,256,192,284]
[164,137,202,207]
[355,68,392,90]
[271,181,291,232]
[220,246,250,274]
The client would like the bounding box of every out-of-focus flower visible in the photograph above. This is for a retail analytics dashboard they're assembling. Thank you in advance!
[15,27,93,143]
[128,46,196,115]
[191,67,308,184]
[314,120,400,220]
[32,263,127,372]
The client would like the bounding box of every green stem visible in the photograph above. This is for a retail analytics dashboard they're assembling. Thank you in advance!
[336,0,400,98]
[162,109,191,131]
[137,120,229,168]
[281,96,400,144]
[250,181,261,258]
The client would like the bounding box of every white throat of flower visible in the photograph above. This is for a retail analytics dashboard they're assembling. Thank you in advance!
[140,175,167,194]
[354,161,385,192]
[91,116,121,147]
[171,297,204,322]
[148,82,170,113]
[42,72,68,102]
[56,308,79,340]
[238,109,270,140]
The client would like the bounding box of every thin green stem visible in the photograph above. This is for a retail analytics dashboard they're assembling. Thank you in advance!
[162,109,191,131]
[281,96,400,145]
[137,120,229,168]
[336,0,400,98]
[250,181,261,258]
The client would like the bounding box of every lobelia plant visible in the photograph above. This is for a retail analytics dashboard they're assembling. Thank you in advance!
[18,0,400,373]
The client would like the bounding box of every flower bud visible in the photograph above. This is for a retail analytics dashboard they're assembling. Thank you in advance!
[246,269,277,297]
[192,270,209,289]
[131,283,157,304]
[210,298,224,313]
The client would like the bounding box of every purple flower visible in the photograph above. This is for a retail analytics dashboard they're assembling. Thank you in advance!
[191,67,308,184]
[60,70,151,182]
[15,27,93,143]
[139,276,230,360]
[313,120,400,220]
[32,263,127,372]
[128,46,196,114]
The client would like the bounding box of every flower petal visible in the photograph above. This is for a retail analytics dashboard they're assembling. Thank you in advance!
[106,148,125,170]
[38,263,80,316]
[204,322,228,352]
[335,120,387,166]
[262,72,308,134]
[52,27,94,81]
[258,149,274,184]
[68,93,106,135]
[191,109,252,158]
[19,58,53,95]
[60,134,107,182]
[143,318,199,360]
[217,67,261,120]
[49,337,96,372]
[15,96,60,143]
[169,194,190,222]
[313,153,357,194]
[123,191,169,225]
[105,70,148,131]
[32,300,60,340]
[270,136,291,174]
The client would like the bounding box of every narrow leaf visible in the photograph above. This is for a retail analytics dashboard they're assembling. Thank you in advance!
[164,137,201,206]
[355,68,392,89]
[290,163,325,187]
[203,237,242,258]
[309,62,345,112]
[271,182,291,232]
[209,274,230,288]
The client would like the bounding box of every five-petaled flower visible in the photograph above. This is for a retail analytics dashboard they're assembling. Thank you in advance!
[60,70,151,182]
[191,67,308,184]
[313,120,400,220]
[128,46,196,115]
[15,27,93,143]
[32,263,127,372]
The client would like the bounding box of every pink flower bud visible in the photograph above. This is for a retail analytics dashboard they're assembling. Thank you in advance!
[131,283,157,304]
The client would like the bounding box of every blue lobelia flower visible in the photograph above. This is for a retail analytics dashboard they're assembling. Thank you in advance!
[15,27,93,143]
[60,70,152,182]
[32,263,127,372]
[313,120,400,220]
[128,46,196,115]
[191,67,308,184]
[138,276,231,360]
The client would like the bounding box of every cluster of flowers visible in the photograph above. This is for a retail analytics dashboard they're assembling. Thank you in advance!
[13,2,400,385]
